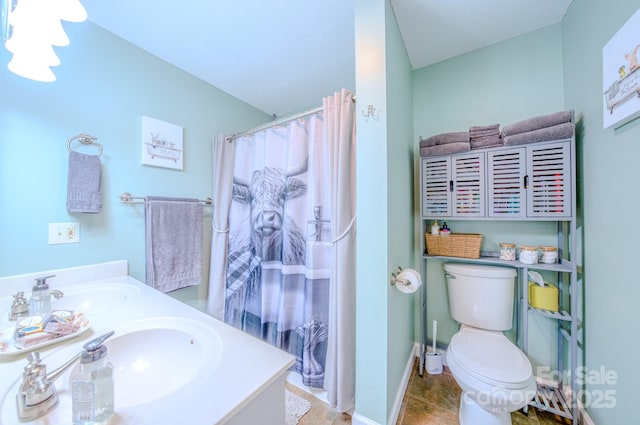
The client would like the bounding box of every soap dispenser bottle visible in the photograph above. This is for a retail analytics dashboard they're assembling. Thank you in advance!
[71,331,115,425]
[430,220,440,235]
[29,275,54,318]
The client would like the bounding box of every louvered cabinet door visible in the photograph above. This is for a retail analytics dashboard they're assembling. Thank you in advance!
[526,141,572,217]
[452,152,485,217]
[421,156,452,217]
[488,148,526,218]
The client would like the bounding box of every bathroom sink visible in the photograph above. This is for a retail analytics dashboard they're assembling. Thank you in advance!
[105,316,223,408]
[0,316,223,424]
[51,282,142,315]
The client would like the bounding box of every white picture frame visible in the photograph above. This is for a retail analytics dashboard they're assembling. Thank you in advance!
[603,9,640,129]
[141,115,184,170]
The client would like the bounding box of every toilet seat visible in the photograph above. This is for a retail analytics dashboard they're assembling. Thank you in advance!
[449,327,532,389]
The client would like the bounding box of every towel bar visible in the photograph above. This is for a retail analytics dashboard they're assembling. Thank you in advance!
[119,192,213,206]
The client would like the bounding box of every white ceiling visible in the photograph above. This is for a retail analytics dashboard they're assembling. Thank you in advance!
[82,0,572,117]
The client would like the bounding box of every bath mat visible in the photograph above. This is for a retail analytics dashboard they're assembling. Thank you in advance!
[285,389,312,425]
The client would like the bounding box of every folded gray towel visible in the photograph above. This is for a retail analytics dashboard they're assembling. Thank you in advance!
[501,111,572,137]
[420,131,470,148]
[420,142,471,157]
[470,135,502,143]
[145,197,203,292]
[470,137,503,149]
[67,151,102,214]
[469,124,500,134]
[503,122,574,146]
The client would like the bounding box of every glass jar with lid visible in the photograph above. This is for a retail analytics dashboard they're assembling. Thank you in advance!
[499,243,516,261]
[519,245,538,264]
[539,246,558,264]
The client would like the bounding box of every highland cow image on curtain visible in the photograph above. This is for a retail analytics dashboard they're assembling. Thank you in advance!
[225,115,332,388]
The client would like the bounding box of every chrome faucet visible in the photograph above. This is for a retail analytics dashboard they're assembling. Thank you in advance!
[15,332,112,421]
[16,351,80,421]
[50,289,64,301]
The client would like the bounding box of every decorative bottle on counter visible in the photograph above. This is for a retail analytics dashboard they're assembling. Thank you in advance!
[71,331,115,425]
[28,275,54,318]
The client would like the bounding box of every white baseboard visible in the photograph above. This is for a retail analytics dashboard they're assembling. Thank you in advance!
[351,412,380,425]
[351,343,420,425]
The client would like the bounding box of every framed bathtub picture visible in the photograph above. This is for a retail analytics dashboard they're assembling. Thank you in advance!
[603,9,640,129]
[141,115,184,170]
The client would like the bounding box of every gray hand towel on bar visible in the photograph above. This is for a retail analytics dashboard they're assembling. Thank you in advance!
[145,196,203,293]
[502,122,574,146]
[501,111,572,137]
[67,151,102,213]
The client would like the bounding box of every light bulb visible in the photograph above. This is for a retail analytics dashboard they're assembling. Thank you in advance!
[6,31,61,66]
[8,52,56,82]
[10,0,70,46]
[55,0,87,23]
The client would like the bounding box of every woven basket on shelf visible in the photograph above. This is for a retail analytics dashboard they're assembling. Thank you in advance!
[424,233,483,259]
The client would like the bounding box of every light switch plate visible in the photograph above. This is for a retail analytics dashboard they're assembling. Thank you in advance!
[48,222,80,244]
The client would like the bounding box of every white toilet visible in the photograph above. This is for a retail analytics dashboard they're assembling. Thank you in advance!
[443,263,536,425]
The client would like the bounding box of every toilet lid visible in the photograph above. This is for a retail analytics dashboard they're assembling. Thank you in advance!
[449,327,532,388]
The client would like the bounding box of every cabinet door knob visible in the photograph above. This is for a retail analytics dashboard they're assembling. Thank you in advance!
[523,175,529,189]
[449,180,454,192]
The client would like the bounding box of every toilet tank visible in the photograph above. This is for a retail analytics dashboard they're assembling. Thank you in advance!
[444,263,517,331]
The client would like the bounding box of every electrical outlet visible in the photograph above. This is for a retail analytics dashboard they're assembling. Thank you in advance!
[48,222,80,244]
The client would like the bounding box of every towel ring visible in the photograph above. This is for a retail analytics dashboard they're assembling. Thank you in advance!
[67,133,102,157]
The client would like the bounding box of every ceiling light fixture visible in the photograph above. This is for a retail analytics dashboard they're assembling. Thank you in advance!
[2,0,87,82]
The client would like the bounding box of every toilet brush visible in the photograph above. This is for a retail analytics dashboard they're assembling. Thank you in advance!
[432,320,438,354]
[426,320,443,374]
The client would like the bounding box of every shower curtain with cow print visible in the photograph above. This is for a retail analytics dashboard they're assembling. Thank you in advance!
[225,112,332,388]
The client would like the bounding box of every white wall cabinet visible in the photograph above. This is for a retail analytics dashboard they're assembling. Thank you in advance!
[487,141,572,219]
[421,140,572,220]
[421,152,485,218]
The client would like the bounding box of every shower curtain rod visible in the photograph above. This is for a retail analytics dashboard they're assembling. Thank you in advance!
[226,96,356,142]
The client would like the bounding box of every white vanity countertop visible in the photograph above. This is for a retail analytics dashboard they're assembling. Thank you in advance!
[0,261,295,425]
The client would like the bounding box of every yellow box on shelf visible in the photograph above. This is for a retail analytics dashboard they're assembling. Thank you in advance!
[528,281,559,312]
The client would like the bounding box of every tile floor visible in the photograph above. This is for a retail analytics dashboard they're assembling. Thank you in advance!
[286,358,573,425]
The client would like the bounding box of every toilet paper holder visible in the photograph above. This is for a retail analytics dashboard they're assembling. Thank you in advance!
[390,266,410,287]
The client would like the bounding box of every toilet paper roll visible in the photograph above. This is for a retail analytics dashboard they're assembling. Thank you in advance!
[394,268,422,294]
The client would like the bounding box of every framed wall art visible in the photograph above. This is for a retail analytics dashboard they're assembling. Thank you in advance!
[141,115,184,170]
[603,9,640,129]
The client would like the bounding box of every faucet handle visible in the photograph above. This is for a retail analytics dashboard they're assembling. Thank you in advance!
[9,292,29,321]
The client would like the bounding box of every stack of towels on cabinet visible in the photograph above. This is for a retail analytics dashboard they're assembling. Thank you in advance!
[418,131,470,157]
[469,123,502,149]
[500,110,574,146]
[419,110,574,157]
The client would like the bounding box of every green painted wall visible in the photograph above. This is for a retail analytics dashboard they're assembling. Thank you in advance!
[384,2,415,423]
[355,0,390,421]
[0,22,270,281]
[354,0,415,423]
[412,24,567,371]
[562,1,639,422]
